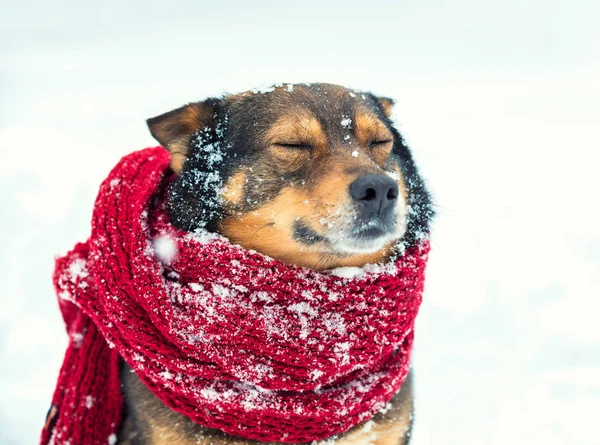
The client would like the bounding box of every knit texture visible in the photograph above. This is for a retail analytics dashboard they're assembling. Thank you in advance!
[42,147,430,444]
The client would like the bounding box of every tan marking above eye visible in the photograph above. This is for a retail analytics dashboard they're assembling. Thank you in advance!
[354,111,393,165]
[265,111,327,152]
[354,111,393,145]
[269,144,313,170]
[370,141,393,165]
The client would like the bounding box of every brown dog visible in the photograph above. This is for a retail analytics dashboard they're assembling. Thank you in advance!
[119,83,433,444]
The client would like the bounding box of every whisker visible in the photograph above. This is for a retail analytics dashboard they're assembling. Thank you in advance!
[431,203,457,213]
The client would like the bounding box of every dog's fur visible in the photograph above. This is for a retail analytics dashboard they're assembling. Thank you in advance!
[119,83,433,444]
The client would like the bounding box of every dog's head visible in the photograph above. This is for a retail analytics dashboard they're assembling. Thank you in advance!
[148,83,432,270]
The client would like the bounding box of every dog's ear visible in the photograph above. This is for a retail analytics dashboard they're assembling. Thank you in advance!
[376,96,395,117]
[147,99,220,173]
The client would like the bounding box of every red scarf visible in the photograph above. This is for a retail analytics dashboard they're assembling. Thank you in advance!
[42,147,429,445]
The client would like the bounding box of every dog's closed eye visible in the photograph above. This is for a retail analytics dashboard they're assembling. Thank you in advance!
[274,142,313,151]
[369,140,393,148]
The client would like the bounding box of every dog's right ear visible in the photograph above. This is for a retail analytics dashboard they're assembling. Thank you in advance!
[147,99,219,173]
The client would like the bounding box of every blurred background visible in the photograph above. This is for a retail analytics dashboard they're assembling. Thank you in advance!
[1,1,599,444]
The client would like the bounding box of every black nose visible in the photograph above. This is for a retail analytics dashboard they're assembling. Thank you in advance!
[349,174,399,215]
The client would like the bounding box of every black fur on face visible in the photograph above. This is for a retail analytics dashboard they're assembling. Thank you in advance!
[149,83,433,253]
[166,99,227,233]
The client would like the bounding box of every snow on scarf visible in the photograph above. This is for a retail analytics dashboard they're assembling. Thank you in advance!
[41,147,430,444]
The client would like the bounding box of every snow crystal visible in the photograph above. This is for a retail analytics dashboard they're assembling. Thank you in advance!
[287,302,318,317]
[153,235,177,263]
[68,258,88,279]
[251,84,276,94]
[198,387,218,403]
[340,117,352,128]
[335,342,351,352]
[186,229,219,244]
[344,134,351,141]
[351,150,359,157]
[212,283,232,298]
[109,178,120,188]
[254,363,273,379]
[85,395,93,409]
[232,283,248,293]
[189,283,204,292]
[286,83,294,92]
[108,434,117,445]
[331,266,363,278]
[58,290,73,303]
[310,369,324,380]
[362,420,374,432]
[287,302,318,340]
[323,313,347,335]
[71,332,84,348]
[334,342,352,366]
[386,170,399,181]
[251,291,272,303]
[160,370,173,380]
[349,92,356,98]
[379,402,393,415]
[362,262,398,276]
[139,210,149,229]
[301,289,316,301]
[326,291,340,302]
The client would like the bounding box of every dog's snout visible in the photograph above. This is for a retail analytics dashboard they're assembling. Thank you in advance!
[349,174,398,215]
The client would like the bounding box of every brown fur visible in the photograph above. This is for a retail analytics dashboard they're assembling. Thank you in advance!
[220,187,393,269]
[120,84,422,444]
[354,111,394,166]
[218,88,407,269]
[265,112,329,151]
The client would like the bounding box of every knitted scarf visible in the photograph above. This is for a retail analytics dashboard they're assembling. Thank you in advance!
[41,147,429,445]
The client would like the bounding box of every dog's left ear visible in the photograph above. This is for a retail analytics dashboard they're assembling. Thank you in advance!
[377,97,395,117]
[147,99,220,173]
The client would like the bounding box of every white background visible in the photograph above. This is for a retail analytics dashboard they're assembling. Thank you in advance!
[1,1,599,444]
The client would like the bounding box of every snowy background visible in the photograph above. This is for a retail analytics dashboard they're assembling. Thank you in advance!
[1,1,599,444]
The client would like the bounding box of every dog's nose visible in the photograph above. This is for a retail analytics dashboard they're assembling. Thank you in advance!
[349,174,398,215]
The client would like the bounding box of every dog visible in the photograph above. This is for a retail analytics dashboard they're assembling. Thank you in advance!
[118,83,433,444]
